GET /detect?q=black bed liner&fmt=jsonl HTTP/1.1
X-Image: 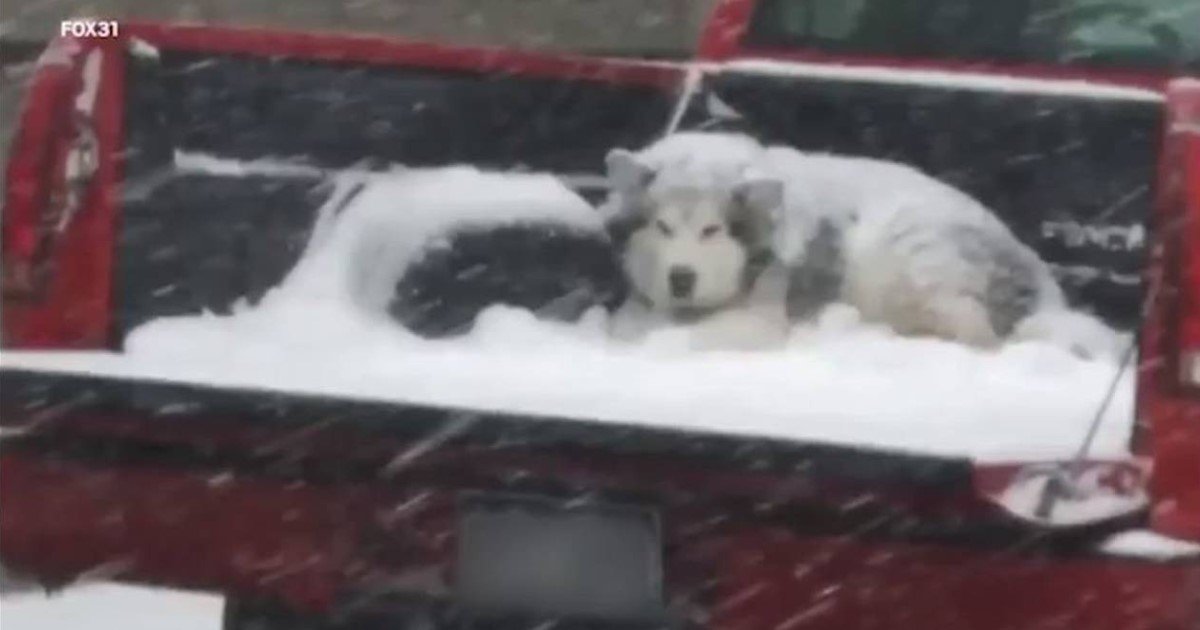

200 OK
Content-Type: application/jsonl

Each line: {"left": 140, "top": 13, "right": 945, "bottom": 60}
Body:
{"left": 114, "top": 46, "right": 1164, "bottom": 341}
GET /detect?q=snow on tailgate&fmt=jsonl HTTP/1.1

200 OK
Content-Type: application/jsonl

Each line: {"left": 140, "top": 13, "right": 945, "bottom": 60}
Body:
{"left": 0, "top": 166, "right": 1135, "bottom": 463}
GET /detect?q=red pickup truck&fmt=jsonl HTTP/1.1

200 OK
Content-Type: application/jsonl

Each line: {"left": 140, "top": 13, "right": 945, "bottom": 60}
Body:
{"left": 2, "top": 1, "right": 1199, "bottom": 628}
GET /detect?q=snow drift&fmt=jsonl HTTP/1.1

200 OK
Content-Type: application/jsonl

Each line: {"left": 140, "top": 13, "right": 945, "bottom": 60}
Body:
{"left": 1, "top": 164, "right": 1137, "bottom": 463}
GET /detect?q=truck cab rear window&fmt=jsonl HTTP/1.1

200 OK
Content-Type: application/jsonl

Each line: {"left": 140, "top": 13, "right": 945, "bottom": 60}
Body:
{"left": 744, "top": 0, "right": 1200, "bottom": 72}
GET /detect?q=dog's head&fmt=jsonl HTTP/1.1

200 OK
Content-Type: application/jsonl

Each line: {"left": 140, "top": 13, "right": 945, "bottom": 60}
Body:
{"left": 604, "top": 148, "right": 782, "bottom": 314}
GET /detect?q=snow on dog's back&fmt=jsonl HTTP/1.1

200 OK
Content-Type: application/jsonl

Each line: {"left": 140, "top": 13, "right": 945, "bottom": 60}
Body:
{"left": 611, "top": 132, "right": 1009, "bottom": 261}
{"left": 760, "top": 146, "right": 1001, "bottom": 229}
{"left": 631, "top": 132, "right": 764, "bottom": 182}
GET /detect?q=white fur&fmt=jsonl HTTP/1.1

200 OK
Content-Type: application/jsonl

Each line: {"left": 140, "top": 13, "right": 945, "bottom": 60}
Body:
{"left": 838, "top": 199, "right": 1057, "bottom": 347}
{"left": 610, "top": 260, "right": 791, "bottom": 351}
{"left": 622, "top": 191, "right": 749, "bottom": 310}
{"left": 1012, "top": 309, "right": 1130, "bottom": 362}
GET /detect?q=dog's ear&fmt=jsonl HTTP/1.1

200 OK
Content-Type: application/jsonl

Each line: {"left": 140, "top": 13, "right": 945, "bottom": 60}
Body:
{"left": 729, "top": 177, "right": 783, "bottom": 247}
{"left": 604, "top": 211, "right": 646, "bottom": 250}
{"left": 733, "top": 177, "right": 783, "bottom": 216}
{"left": 605, "top": 148, "right": 655, "bottom": 198}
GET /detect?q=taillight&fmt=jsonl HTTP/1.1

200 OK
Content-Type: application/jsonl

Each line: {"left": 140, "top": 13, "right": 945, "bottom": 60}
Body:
{"left": 1178, "top": 138, "right": 1200, "bottom": 392}
{"left": 1142, "top": 80, "right": 1200, "bottom": 543}
{"left": 1164, "top": 79, "right": 1200, "bottom": 392}
{"left": 1177, "top": 202, "right": 1199, "bottom": 391}
{"left": 2, "top": 34, "right": 115, "bottom": 348}
{"left": 1, "top": 37, "right": 97, "bottom": 300}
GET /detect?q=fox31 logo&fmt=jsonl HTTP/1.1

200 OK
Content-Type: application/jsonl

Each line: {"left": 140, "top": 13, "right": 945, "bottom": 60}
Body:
{"left": 60, "top": 20, "right": 119, "bottom": 38}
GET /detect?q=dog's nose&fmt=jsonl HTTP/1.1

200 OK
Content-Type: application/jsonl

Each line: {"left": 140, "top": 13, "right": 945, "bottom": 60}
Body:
{"left": 668, "top": 267, "right": 696, "bottom": 298}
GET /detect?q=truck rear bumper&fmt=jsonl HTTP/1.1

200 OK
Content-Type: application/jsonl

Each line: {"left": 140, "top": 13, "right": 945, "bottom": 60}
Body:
{"left": 4, "top": 450, "right": 1198, "bottom": 630}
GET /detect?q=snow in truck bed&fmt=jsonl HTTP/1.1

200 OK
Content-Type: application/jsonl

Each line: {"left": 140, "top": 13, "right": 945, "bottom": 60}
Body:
{"left": 0, "top": 163, "right": 1136, "bottom": 463}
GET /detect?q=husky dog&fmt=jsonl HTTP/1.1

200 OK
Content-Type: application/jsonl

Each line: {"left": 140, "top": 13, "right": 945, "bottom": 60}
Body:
{"left": 604, "top": 160, "right": 791, "bottom": 348}
{"left": 603, "top": 132, "right": 1121, "bottom": 358}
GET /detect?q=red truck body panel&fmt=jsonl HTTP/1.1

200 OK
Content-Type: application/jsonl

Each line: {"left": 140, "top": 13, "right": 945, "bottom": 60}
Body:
{"left": 1, "top": 37, "right": 125, "bottom": 348}
{"left": 5, "top": 453, "right": 1199, "bottom": 630}
{"left": 1141, "top": 80, "right": 1200, "bottom": 542}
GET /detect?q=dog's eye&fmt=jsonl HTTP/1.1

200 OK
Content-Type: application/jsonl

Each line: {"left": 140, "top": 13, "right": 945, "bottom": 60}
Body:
{"left": 700, "top": 224, "right": 722, "bottom": 239}
{"left": 655, "top": 220, "right": 673, "bottom": 237}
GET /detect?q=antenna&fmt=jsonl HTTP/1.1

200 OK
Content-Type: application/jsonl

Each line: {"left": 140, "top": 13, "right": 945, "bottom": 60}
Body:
{"left": 1034, "top": 253, "right": 1165, "bottom": 520}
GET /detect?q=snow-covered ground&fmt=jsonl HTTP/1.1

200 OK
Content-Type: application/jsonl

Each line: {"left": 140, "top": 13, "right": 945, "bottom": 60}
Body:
{"left": 0, "top": 165, "right": 1137, "bottom": 463}
{"left": 0, "top": 586, "right": 222, "bottom": 630}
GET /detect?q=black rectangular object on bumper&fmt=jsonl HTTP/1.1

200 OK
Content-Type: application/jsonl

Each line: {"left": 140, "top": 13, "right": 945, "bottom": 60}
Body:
{"left": 457, "top": 493, "right": 663, "bottom": 622}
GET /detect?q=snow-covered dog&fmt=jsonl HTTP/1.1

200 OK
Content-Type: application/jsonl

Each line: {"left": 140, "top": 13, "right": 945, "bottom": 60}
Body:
{"left": 603, "top": 132, "right": 1123, "bottom": 359}
{"left": 604, "top": 164, "right": 792, "bottom": 349}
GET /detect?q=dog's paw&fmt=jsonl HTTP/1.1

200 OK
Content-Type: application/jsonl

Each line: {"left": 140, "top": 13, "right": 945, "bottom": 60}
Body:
{"left": 607, "top": 301, "right": 657, "bottom": 344}
{"left": 1011, "top": 309, "right": 1126, "bottom": 363}
{"left": 608, "top": 319, "right": 647, "bottom": 344}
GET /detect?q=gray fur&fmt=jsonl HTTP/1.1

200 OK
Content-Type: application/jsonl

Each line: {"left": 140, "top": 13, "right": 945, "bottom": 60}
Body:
{"left": 982, "top": 246, "right": 1043, "bottom": 337}
{"left": 604, "top": 211, "right": 646, "bottom": 253}
{"left": 727, "top": 180, "right": 780, "bottom": 257}
{"left": 932, "top": 225, "right": 1043, "bottom": 337}
{"left": 786, "top": 219, "right": 845, "bottom": 321}
{"left": 881, "top": 222, "right": 1044, "bottom": 337}
{"left": 604, "top": 148, "right": 655, "bottom": 203}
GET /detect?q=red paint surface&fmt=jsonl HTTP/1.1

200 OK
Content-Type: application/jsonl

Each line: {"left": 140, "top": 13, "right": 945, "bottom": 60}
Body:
{"left": 696, "top": 0, "right": 760, "bottom": 60}
{"left": 1174, "top": 85, "right": 1200, "bottom": 375}
{"left": 0, "top": 455, "right": 353, "bottom": 612}
{"left": 121, "top": 22, "right": 683, "bottom": 88}
{"left": 1140, "top": 82, "right": 1200, "bottom": 542}
{"left": 1, "top": 40, "right": 77, "bottom": 262}
{"left": 711, "top": 527, "right": 1200, "bottom": 630}
{"left": 1, "top": 37, "right": 125, "bottom": 348}
{"left": 3, "top": 454, "right": 1198, "bottom": 629}
{"left": 0, "top": 405, "right": 996, "bottom": 523}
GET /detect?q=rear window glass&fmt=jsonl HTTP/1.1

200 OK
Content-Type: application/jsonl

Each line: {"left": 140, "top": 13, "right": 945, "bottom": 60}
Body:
{"left": 745, "top": 0, "right": 1200, "bottom": 72}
